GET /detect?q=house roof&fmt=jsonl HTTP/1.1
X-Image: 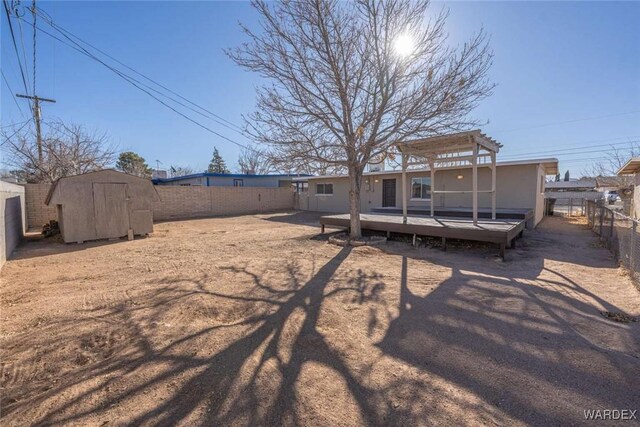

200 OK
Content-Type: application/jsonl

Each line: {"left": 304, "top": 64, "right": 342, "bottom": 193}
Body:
{"left": 595, "top": 176, "right": 620, "bottom": 188}
{"left": 153, "top": 172, "right": 310, "bottom": 184}
{"left": 617, "top": 157, "right": 640, "bottom": 175}
{"left": 545, "top": 179, "right": 596, "bottom": 189}
{"left": 293, "top": 158, "right": 559, "bottom": 181}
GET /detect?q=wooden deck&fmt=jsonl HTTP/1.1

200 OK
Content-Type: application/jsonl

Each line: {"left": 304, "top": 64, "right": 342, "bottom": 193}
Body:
{"left": 370, "top": 206, "right": 534, "bottom": 224}
{"left": 320, "top": 213, "right": 526, "bottom": 259}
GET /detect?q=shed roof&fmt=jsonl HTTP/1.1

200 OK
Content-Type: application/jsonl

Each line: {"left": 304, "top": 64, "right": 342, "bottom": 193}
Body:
{"left": 45, "top": 169, "right": 157, "bottom": 205}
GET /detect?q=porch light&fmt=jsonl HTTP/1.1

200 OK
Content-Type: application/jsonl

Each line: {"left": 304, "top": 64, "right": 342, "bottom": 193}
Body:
{"left": 457, "top": 174, "right": 464, "bottom": 180}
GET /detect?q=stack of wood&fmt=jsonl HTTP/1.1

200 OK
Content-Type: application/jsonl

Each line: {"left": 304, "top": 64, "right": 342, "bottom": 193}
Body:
{"left": 42, "top": 220, "right": 60, "bottom": 237}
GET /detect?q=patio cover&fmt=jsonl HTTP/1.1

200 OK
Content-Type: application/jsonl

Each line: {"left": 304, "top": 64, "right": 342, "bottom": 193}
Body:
{"left": 396, "top": 130, "right": 502, "bottom": 225}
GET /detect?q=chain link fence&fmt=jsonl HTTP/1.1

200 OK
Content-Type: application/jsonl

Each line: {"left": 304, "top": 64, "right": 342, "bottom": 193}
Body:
{"left": 545, "top": 197, "right": 587, "bottom": 217}
{"left": 586, "top": 200, "right": 640, "bottom": 284}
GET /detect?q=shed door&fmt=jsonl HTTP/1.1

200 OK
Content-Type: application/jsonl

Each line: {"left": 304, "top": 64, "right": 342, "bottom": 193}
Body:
{"left": 93, "top": 183, "right": 129, "bottom": 239}
{"left": 382, "top": 179, "right": 396, "bottom": 207}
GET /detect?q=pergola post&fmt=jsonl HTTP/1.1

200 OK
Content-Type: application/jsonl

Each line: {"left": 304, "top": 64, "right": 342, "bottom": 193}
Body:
{"left": 402, "top": 153, "right": 408, "bottom": 224}
{"left": 430, "top": 158, "right": 435, "bottom": 217}
{"left": 491, "top": 151, "right": 497, "bottom": 220}
{"left": 472, "top": 141, "right": 478, "bottom": 225}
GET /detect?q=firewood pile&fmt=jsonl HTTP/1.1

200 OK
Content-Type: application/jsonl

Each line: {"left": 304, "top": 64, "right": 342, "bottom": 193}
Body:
{"left": 42, "top": 220, "right": 60, "bottom": 238}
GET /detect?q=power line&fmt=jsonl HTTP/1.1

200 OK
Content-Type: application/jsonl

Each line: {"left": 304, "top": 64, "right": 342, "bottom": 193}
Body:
{"left": 19, "top": 12, "right": 254, "bottom": 152}
{"left": 498, "top": 135, "right": 640, "bottom": 156}
{"left": 1, "top": 70, "right": 26, "bottom": 117}
{"left": 500, "top": 139, "right": 640, "bottom": 159}
{"left": 16, "top": 8, "right": 32, "bottom": 91}
{"left": 495, "top": 110, "right": 640, "bottom": 134}
{"left": 3, "top": 0, "right": 31, "bottom": 97}
{"left": 0, "top": 118, "right": 31, "bottom": 129}
{"left": 31, "top": 0, "right": 37, "bottom": 96}
{"left": 0, "top": 119, "right": 32, "bottom": 146}
{"left": 33, "top": 7, "right": 245, "bottom": 135}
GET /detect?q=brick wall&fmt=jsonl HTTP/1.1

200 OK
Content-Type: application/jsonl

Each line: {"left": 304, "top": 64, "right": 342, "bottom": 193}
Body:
{"left": 23, "top": 183, "right": 295, "bottom": 226}
{"left": 153, "top": 186, "right": 295, "bottom": 221}
{"left": 25, "top": 184, "right": 57, "bottom": 230}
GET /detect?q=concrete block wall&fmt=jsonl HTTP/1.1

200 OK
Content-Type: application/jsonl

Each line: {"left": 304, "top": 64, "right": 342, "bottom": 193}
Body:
{"left": 22, "top": 183, "right": 295, "bottom": 225}
{"left": 1, "top": 181, "right": 26, "bottom": 267}
{"left": 25, "top": 184, "right": 57, "bottom": 230}
{"left": 153, "top": 186, "right": 295, "bottom": 221}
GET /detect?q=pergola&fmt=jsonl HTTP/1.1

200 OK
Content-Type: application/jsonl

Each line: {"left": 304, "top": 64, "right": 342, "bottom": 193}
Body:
{"left": 396, "top": 130, "right": 502, "bottom": 225}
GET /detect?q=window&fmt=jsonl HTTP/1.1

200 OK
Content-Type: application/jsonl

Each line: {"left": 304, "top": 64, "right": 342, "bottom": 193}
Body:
{"left": 294, "top": 182, "right": 309, "bottom": 193}
{"left": 316, "top": 183, "right": 333, "bottom": 195}
{"left": 411, "top": 177, "right": 431, "bottom": 200}
{"left": 233, "top": 179, "right": 244, "bottom": 187}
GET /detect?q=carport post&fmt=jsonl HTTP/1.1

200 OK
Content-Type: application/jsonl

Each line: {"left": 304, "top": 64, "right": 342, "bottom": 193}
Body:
{"left": 402, "top": 153, "right": 408, "bottom": 224}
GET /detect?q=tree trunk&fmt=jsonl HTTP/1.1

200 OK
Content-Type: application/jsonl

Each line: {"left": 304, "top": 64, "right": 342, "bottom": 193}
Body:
{"left": 348, "top": 164, "right": 363, "bottom": 239}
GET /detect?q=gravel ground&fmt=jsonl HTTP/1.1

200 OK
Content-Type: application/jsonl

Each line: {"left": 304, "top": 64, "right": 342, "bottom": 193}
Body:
{"left": 1, "top": 212, "right": 639, "bottom": 426}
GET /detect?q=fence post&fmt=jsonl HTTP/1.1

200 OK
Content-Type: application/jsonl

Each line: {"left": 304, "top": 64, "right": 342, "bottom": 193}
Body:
{"left": 632, "top": 221, "right": 637, "bottom": 282}
{"left": 569, "top": 198, "right": 573, "bottom": 217}
{"left": 610, "top": 213, "right": 614, "bottom": 238}
{"left": 599, "top": 205, "right": 604, "bottom": 236}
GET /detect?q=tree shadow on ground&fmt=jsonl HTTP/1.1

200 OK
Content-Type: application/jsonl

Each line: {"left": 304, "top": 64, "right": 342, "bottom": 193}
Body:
{"left": 2, "top": 216, "right": 638, "bottom": 425}
{"left": 374, "top": 248, "right": 639, "bottom": 425}
{"left": 3, "top": 247, "right": 405, "bottom": 425}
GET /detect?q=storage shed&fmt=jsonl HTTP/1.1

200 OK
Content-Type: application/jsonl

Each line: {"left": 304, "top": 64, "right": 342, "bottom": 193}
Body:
{"left": 45, "top": 169, "right": 160, "bottom": 243}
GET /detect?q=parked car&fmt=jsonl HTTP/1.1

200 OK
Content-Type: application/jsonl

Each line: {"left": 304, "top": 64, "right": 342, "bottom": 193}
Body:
{"left": 605, "top": 190, "right": 620, "bottom": 205}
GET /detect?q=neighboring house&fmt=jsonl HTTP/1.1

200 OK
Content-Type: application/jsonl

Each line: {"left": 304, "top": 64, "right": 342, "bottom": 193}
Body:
{"left": 594, "top": 176, "right": 622, "bottom": 193}
{"left": 544, "top": 178, "right": 601, "bottom": 202}
{"left": 152, "top": 169, "right": 168, "bottom": 180}
{"left": 617, "top": 158, "right": 640, "bottom": 218}
{"left": 153, "top": 173, "right": 308, "bottom": 188}
{"left": 294, "top": 158, "right": 558, "bottom": 227}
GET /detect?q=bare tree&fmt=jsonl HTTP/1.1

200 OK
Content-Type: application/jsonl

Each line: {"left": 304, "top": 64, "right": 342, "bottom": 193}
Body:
{"left": 2, "top": 120, "right": 116, "bottom": 183}
{"left": 169, "top": 165, "right": 195, "bottom": 177}
{"left": 237, "top": 146, "right": 274, "bottom": 175}
{"left": 228, "top": 0, "right": 494, "bottom": 237}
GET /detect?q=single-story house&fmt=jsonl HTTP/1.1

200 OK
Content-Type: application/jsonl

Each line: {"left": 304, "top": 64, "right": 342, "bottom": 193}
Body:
{"left": 153, "top": 173, "right": 308, "bottom": 188}
{"left": 294, "top": 157, "right": 558, "bottom": 227}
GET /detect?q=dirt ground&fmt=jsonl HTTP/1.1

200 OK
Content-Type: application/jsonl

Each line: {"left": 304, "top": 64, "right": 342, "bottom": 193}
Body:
{"left": 1, "top": 212, "right": 639, "bottom": 426}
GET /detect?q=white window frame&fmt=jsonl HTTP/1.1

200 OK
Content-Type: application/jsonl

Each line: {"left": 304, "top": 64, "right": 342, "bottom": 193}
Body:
{"left": 315, "top": 183, "right": 334, "bottom": 196}
{"left": 233, "top": 179, "right": 244, "bottom": 187}
{"left": 410, "top": 177, "right": 432, "bottom": 200}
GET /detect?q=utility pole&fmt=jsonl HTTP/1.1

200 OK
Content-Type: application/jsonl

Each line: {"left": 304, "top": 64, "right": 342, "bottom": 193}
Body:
{"left": 16, "top": 93, "right": 56, "bottom": 164}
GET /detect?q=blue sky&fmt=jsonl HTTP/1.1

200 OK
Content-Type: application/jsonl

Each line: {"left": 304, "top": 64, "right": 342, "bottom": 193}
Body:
{"left": 2, "top": 1, "right": 639, "bottom": 176}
